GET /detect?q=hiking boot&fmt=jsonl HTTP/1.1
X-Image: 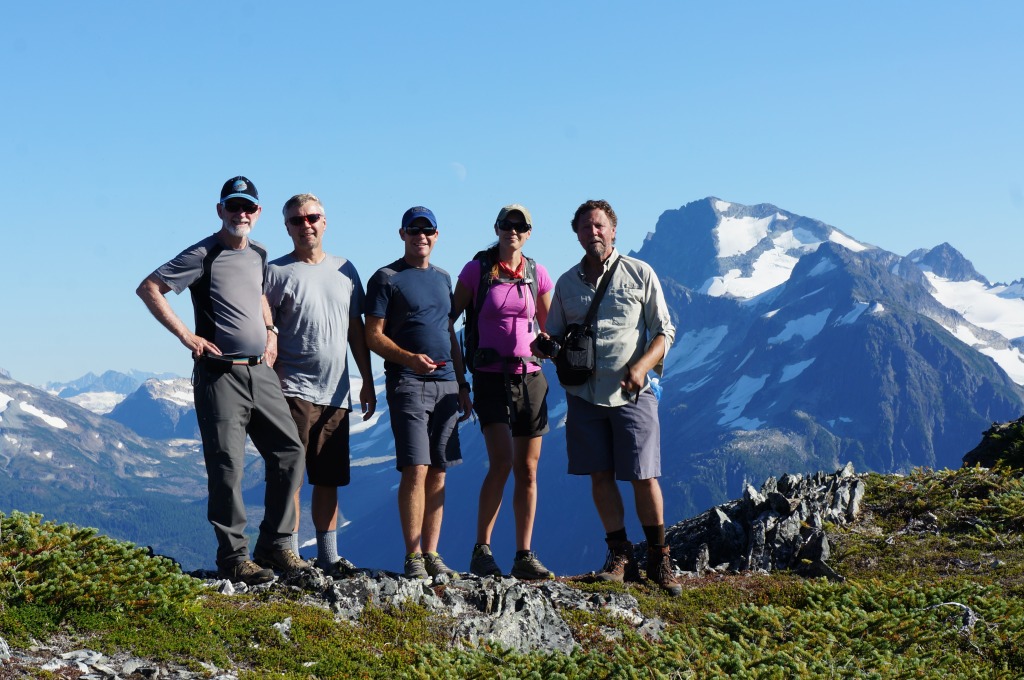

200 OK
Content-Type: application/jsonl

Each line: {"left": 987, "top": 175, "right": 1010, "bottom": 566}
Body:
{"left": 404, "top": 552, "right": 429, "bottom": 580}
{"left": 469, "top": 544, "right": 502, "bottom": 577}
{"left": 597, "top": 540, "right": 641, "bottom": 583}
{"left": 323, "top": 556, "right": 358, "bottom": 579}
{"left": 219, "top": 560, "right": 274, "bottom": 586}
{"left": 424, "top": 551, "right": 459, "bottom": 579}
{"left": 511, "top": 551, "right": 555, "bottom": 581}
{"left": 647, "top": 545, "right": 682, "bottom": 596}
{"left": 253, "top": 547, "right": 309, "bottom": 573}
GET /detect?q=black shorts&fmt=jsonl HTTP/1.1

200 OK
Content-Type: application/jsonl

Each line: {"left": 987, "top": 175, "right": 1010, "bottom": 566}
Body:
{"left": 286, "top": 397, "right": 351, "bottom": 487}
{"left": 472, "top": 369, "right": 549, "bottom": 438}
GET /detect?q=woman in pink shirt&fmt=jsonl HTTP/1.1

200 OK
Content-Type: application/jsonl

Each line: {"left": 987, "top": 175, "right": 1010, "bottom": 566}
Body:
{"left": 452, "top": 204, "right": 554, "bottom": 580}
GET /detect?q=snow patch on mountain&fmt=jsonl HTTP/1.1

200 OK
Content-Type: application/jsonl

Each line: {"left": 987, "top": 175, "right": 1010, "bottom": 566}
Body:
{"left": 923, "top": 273, "right": 1024, "bottom": 341}
{"left": 65, "top": 391, "right": 125, "bottom": 414}
{"left": 20, "top": 402, "right": 68, "bottom": 429}
{"left": 836, "top": 302, "right": 870, "bottom": 326}
{"left": 664, "top": 326, "right": 729, "bottom": 378}
{"left": 780, "top": 359, "right": 816, "bottom": 383}
{"left": 702, "top": 248, "right": 801, "bottom": 299}
{"left": 829, "top": 231, "right": 869, "bottom": 252}
{"left": 808, "top": 258, "right": 838, "bottom": 277}
{"left": 716, "top": 215, "right": 776, "bottom": 257}
{"left": 768, "top": 309, "right": 832, "bottom": 345}
{"left": 717, "top": 374, "right": 768, "bottom": 430}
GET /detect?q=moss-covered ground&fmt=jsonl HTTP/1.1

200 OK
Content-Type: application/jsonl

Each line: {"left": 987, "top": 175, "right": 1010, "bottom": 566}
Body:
{"left": 3, "top": 465, "right": 1023, "bottom": 678}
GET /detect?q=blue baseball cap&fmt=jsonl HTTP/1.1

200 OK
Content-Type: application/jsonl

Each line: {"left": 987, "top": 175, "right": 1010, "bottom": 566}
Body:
{"left": 220, "top": 176, "right": 260, "bottom": 205}
{"left": 401, "top": 206, "right": 437, "bottom": 230}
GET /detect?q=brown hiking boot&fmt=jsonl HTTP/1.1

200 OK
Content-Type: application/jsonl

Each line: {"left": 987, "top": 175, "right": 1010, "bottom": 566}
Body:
{"left": 647, "top": 545, "right": 682, "bottom": 596}
{"left": 596, "top": 540, "right": 641, "bottom": 583}
{"left": 219, "top": 559, "right": 275, "bottom": 586}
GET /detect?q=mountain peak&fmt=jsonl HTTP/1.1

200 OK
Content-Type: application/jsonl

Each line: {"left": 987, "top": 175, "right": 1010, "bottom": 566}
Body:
{"left": 907, "top": 243, "right": 988, "bottom": 285}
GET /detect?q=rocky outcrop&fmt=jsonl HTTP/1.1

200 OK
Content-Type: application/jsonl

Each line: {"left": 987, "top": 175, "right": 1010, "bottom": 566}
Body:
{"left": 962, "top": 416, "right": 1024, "bottom": 468}
{"left": 660, "top": 463, "right": 865, "bottom": 580}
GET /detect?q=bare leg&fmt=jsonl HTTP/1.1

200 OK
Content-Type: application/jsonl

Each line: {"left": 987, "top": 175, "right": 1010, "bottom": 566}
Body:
{"left": 512, "top": 435, "right": 542, "bottom": 551}
{"left": 476, "top": 424, "right": 513, "bottom": 544}
{"left": 398, "top": 465, "right": 427, "bottom": 554}
{"left": 420, "top": 467, "right": 446, "bottom": 553}
{"left": 631, "top": 478, "right": 665, "bottom": 527}
{"left": 590, "top": 470, "right": 626, "bottom": 533}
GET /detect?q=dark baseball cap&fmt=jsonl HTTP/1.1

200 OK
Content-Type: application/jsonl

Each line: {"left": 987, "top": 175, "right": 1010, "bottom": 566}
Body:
{"left": 401, "top": 206, "right": 437, "bottom": 230}
{"left": 220, "top": 176, "right": 259, "bottom": 204}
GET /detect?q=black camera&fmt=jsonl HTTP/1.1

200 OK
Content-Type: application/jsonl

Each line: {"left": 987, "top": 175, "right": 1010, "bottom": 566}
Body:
{"left": 535, "top": 336, "right": 561, "bottom": 358}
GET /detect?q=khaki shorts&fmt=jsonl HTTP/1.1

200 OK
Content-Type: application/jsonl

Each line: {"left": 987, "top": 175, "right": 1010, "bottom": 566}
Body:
{"left": 286, "top": 396, "right": 351, "bottom": 487}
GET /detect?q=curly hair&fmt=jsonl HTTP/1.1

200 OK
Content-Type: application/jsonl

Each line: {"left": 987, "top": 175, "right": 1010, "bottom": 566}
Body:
{"left": 571, "top": 199, "right": 617, "bottom": 232}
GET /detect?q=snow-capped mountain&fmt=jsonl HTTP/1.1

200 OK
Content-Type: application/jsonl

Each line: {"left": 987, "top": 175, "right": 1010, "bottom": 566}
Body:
{"left": 7, "top": 196, "right": 1023, "bottom": 575}
{"left": 44, "top": 369, "right": 179, "bottom": 414}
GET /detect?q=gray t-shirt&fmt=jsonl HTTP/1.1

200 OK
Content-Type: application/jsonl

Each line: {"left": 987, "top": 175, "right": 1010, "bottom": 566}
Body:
{"left": 154, "top": 234, "right": 268, "bottom": 358}
{"left": 265, "top": 253, "right": 366, "bottom": 408}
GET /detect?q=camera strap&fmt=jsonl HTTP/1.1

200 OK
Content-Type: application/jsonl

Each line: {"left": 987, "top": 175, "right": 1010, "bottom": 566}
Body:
{"left": 582, "top": 254, "right": 622, "bottom": 329}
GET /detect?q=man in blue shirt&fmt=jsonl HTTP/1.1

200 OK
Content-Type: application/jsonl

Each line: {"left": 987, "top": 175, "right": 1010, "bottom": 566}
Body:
{"left": 364, "top": 206, "right": 472, "bottom": 579}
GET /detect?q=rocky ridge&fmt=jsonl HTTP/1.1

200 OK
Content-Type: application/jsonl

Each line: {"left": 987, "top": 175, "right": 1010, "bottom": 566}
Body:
{"left": 0, "top": 464, "right": 865, "bottom": 677}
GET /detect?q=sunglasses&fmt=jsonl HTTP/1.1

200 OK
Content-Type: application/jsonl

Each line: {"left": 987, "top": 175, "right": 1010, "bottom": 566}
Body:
{"left": 497, "top": 220, "right": 531, "bottom": 233}
{"left": 286, "top": 214, "right": 323, "bottom": 227}
{"left": 223, "top": 200, "right": 259, "bottom": 214}
{"left": 404, "top": 226, "right": 438, "bottom": 236}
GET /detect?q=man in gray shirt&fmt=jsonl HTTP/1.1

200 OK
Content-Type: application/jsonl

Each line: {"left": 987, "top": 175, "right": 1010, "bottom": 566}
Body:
{"left": 534, "top": 199, "right": 681, "bottom": 595}
{"left": 136, "top": 176, "right": 307, "bottom": 585}
{"left": 265, "top": 193, "right": 377, "bottom": 576}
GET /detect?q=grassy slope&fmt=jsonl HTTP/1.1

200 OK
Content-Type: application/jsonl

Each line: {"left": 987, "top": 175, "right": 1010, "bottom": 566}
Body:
{"left": 2, "top": 465, "right": 1024, "bottom": 679}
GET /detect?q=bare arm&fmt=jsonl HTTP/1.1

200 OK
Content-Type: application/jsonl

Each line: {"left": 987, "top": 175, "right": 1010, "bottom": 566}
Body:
{"left": 136, "top": 274, "right": 221, "bottom": 357}
{"left": 348, "top": 317, "right": 377, "bottom": 420}
{"left": 261, "top": 295, "right": 278, "bottom": 367}
{"left": 449, "top": 317, "right": 472, "bottom": 422}
{"left": 364, "top": 316, "right": 441, "bottom": 374}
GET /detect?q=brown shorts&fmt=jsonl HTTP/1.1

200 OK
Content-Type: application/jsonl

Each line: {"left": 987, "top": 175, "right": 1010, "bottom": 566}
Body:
{"left": 286, "top": 396, "right": 351, "bottom": 487}
{"left": 472, "top": 369, "right": 549, "bottom": 438}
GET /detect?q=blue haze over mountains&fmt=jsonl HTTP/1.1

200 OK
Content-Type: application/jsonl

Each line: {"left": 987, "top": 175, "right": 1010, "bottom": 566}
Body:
{"left": 2, "top": 197, "right": 1022, "bottom": 574}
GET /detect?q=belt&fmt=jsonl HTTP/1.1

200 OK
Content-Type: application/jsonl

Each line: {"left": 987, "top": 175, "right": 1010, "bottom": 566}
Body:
{"left": 199, "top": 354, "right": 264, "bottom": 366}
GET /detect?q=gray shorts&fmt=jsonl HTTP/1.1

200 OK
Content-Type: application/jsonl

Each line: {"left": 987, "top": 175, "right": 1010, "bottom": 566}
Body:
{"left": 565, "top": 391, "right": 661, "bottom": 481}
{"left": 385, "top": 375, "right": 463, "bottom": 470}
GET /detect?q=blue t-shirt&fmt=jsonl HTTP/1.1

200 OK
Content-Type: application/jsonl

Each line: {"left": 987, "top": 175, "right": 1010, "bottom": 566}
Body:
{"left": 364, "top": 258, "right": 455, "bottom": 381}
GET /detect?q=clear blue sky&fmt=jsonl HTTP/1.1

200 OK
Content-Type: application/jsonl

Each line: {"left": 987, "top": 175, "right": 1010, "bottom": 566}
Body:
{"left": 2, "top": 2, "right": 1022, "bottom": 386}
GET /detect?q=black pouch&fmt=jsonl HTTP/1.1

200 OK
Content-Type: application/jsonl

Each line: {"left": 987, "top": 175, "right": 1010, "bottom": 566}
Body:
{"left": 555, "top": 323, "right": 596, "bottom": 386}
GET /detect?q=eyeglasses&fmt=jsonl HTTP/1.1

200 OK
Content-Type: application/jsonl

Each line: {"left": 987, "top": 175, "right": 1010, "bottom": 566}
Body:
{"left": 497, "top": 220, "right": 530, "bottom": 233}
{"left": 223, "top": 200, "right": 259, "bottom": 214}
{"left": 404, "top": 226, "right": 438, "bottom": 236}
{"left": 286, "top": 214, "right": 323, "bottom": 227}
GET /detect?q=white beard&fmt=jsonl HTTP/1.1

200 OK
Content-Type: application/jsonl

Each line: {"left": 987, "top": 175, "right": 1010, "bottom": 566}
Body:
{"left": 225, "top": 223, "right": 252, "bottom": 238}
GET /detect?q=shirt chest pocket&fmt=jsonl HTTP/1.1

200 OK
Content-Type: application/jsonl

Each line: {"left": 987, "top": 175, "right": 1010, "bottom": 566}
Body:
{"left": 605, "top": 285, "right": 643, "bottom": 326}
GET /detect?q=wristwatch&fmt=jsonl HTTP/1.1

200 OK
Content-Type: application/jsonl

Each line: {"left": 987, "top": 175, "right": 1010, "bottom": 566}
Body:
{"left": 458, "top": 382, "right": 471, "bottom": 393}
{"left": 266, "top": 325, "right": 279, "bottom": 335}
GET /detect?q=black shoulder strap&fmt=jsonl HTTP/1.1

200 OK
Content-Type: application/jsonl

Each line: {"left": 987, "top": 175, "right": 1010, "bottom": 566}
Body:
{"left": 583, "top": 255, "right": 621, "bottom": 327}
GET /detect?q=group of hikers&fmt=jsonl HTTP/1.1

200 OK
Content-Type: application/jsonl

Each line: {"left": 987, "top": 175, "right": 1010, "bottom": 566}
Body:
{"left": 136, "top": 176, "right": 682, "bottom": 596}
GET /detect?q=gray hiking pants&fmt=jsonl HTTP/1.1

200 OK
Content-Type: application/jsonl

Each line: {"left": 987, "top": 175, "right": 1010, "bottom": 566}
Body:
{"left": 193, "top": 360, "right": 305, "bottom": 569}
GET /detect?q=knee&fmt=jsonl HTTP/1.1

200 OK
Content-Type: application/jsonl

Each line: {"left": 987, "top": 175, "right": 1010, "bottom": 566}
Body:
{"left": 513, "top": 461, "right": 537, "bottom": 486}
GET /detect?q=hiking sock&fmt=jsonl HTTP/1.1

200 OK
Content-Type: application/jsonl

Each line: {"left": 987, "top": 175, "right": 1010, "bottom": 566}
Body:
{"left": 289, "top": 532, "right": 301, "bottom": 557}
{"left": 317, "top": 530, "right": 339, "bottom": 565}
{"left": 605, "top": 528, "right": 628, "bottom": 545}
{"left": 642, "top": 524, "right": 666, "bottom": 548}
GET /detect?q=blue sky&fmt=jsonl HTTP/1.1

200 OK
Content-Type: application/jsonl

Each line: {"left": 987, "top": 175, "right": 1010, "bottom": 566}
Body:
{"left": 2, "top": 2, "right": 1022, "bottom": 386}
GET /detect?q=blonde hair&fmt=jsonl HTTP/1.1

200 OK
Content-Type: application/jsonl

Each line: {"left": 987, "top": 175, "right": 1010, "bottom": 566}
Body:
{"left": 282, "top": 193, "right": 324, "bottom": 216}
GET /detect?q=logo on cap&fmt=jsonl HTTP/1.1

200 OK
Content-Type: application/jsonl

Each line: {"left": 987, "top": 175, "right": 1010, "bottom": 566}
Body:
{"left": 232, "top": 179, "right": 248, "bottom": 193}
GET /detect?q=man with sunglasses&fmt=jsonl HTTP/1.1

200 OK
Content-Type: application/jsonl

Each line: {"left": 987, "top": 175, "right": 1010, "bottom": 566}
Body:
{"left": 364, "top": 206, "right": 472, "bottom": 580}
{"left": 265, "top": 193, "right": 377, "bottom": 577}
{"left": 136, "top": 176, "right": 307, "bottom": 586}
